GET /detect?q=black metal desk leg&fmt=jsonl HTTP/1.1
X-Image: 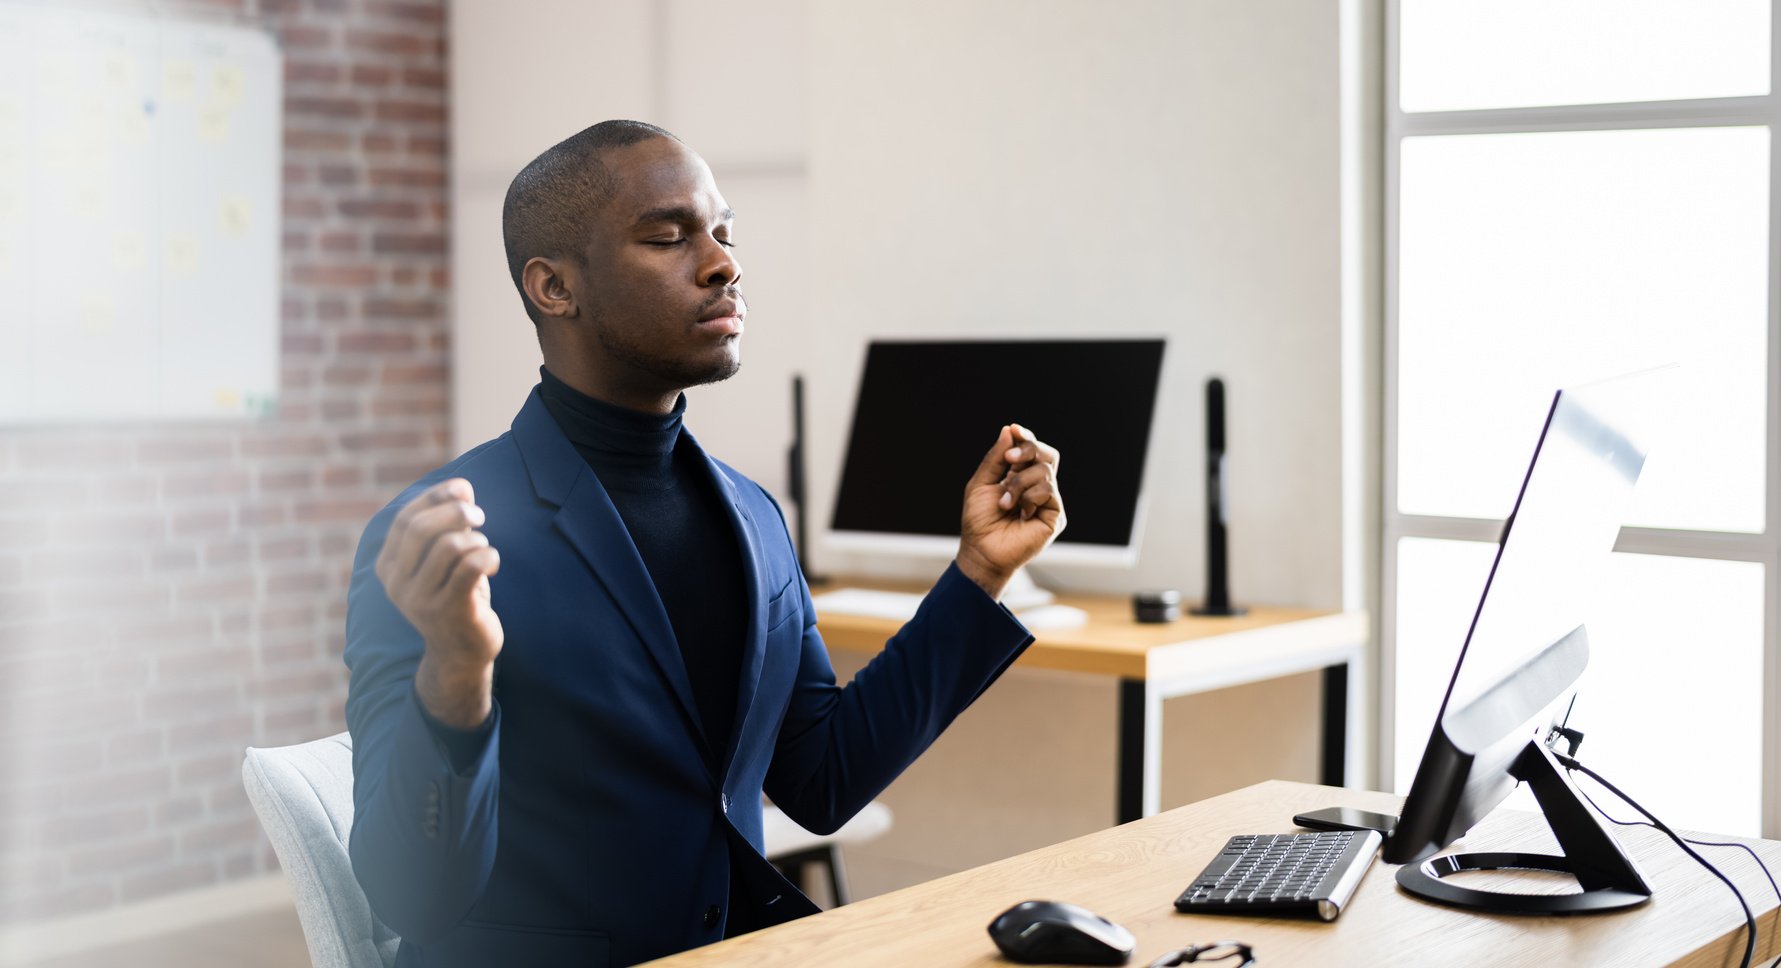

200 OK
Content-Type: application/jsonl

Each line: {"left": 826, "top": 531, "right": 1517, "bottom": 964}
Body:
{"left": 1320, "top": 663, "right": 1347, "bottom": 787}
{"left": 1117, "top": 678, "right": 1145, "bottom": 824}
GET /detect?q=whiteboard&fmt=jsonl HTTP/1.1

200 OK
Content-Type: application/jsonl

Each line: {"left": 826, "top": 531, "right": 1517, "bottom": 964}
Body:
{"left": 0, "top": 3, "right": 280, "bottom": 423}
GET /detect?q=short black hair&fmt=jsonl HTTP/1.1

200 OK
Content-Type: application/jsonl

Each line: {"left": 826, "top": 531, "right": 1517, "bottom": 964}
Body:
{"left": 501, "top": 120, "right": 678, "bottom": 324}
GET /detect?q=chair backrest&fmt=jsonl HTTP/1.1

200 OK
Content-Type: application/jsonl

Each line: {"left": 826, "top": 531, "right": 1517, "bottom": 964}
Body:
{"left": 762, "top": 801, "right": 893, "bottom": 859}
{"left": 242, "top": 732, "right": 399, "bottom": 968}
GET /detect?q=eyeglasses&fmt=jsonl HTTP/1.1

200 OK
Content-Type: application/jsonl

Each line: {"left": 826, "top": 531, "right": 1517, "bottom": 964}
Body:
{"left": 1147, "top": 940, "right": 1256, "bottom": 968}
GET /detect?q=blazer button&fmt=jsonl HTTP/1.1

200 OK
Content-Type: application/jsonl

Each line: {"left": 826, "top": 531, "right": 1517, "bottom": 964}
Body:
{"left": 720, "top": 793, "right": 730, "bottom": 815}
{"left": 703, "top": 905, "right": 721, "bottom": 929}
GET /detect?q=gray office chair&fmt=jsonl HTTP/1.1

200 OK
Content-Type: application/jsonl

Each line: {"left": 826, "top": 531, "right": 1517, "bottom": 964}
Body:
{"left": 763, "top": 799, "right": 892, "bottom": 907}
{"left": 243, "top": 731, "right": 891, "bottom": 966}
{"left": 242, "top": 732, "right": 397, "bottom": 968}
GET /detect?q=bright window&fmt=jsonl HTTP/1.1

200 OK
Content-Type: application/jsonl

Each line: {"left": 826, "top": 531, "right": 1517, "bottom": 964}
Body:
{"left": 1399, "top": 0, "right": 1769, "bottom": 112}
{"left": 1398, "top": 127, "right": 1768, "bottom": 533}
{"left": 1386, "top": 5, "right": 1778, "bottom": 837}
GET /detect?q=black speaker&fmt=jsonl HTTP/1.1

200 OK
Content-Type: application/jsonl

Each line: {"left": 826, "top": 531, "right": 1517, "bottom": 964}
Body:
{"left": 1191, "top": 377, "right": 1245, "bottom": 617}
{"left": 786, "top": 374, "right": 822, "bottom": 584}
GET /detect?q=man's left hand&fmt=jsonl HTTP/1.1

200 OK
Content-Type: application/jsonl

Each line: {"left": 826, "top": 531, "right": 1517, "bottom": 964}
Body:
{"left": 956, "top": 424, "right": 1066, "bottom": 600}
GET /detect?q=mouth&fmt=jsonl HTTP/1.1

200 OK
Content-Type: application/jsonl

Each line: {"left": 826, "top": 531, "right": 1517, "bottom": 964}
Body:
{"left": 697, "top": 301, "right": 745, "bottom": 336}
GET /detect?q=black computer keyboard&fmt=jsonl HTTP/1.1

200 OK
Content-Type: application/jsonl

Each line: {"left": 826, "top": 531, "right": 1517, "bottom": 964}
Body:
{"left": 1174, "top": 829, "right": 1382, "bottom": 922}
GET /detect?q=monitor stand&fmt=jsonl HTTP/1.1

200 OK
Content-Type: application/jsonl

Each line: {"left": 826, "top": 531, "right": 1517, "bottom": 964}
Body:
{"left": 999, "top": 566, "right": 1056, "bottom": 612}
{"left": 1395, "top": 740, "right": 1653, "bottom": 914}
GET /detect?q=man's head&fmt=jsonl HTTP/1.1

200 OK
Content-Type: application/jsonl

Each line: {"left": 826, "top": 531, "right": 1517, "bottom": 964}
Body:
{"left": 501, "top": 120, "right": 745, "bottom": 412}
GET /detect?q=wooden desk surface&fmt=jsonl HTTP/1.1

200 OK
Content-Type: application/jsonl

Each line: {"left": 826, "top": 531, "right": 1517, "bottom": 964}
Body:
{"left": 814, "top": 581, "right": 1354, "bottom": 680}
{"left": 643, "top": 780, "right": 1781, "bottom": 967}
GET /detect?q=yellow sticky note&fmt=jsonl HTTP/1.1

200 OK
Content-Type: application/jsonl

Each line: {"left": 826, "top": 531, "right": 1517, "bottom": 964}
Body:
{"left": 105, "top": 53, "right": 135, "bottom": 91}
{"left": 79, "top": 295, "right": 116, "bottom": 333}
{"left": 111, "top": 230, "right": 146, "bottom": 272}
{"left": 121, "top": 103, "right": 153, "bottom": 145}
{"left": 73, "top": 180, "right": 110, "bottom": 220}
{"left": 70, "top": 122, "right": 109, "bottom": 167}
{"left": 197, "top": 102, "right": 229, "bottom": 143}
{"left": 165, "top": 60, "right": 196, "bottom": 103}
{"left": 42, "top": 132, "right": 74, "bottom": 168}
{"left": 214, "top": 65, "right": 244, "bottom": 106}
{"left": 75, "top": 91, "right": 106, "bottom": 129}
{"left": 45, "top": 57, "right": 73, "bottom": 91}
{"left": 165, "top": 233, "right": 199, "bottom": 276}
{"left": 213, "top": 388, "right": 239, "bottom": 410}
{"left": 219, "top": 195, "right": 251, "bottom": 238}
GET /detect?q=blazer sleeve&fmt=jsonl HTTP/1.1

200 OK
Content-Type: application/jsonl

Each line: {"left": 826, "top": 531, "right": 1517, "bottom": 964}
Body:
{"left": 342, "top": 500, "right": 503, "bottom": 944}
{"left": 762, "top": 554, "right": 1034, "bottom": 834}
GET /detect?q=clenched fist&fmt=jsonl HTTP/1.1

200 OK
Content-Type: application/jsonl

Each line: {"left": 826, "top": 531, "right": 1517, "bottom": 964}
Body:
{"left": 956, "top": 424, "right": 1065, "bottom": 600}
{"left": 375, "top": 478, "right": 503, "bottom": 728}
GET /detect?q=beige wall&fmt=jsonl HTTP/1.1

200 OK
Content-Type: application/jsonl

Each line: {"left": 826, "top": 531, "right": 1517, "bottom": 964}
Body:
{"left": 449, "top": 0, "right": 815, "bottom": 496}
{"left": 803, "top": 2, "right": 1344, "bottom": 609}
{"left": 450, "top": 0, "right": 1350, "bottom": 898}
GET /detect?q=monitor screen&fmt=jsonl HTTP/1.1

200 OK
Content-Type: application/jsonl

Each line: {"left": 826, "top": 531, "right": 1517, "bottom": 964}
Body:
{"left": 1384, "top": 367, "right": 1673, "bottom": 869}
{"left": 829, "top": 339, "right": 1166, "bottom": 561}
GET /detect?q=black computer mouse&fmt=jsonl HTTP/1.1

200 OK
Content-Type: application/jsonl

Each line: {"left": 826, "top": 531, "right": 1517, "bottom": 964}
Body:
{"left": 987, "top": 899, "right": 1136, "bottom": 965}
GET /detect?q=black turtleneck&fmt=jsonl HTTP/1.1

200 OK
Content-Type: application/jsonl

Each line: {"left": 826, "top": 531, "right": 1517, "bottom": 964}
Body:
{"left": 537, "top": 367, "right": 747, "bottom": 773}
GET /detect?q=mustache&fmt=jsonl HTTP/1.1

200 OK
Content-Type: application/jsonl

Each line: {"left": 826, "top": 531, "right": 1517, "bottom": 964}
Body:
{"left": 699, "top": 286, "right": 746, "bottom": 316}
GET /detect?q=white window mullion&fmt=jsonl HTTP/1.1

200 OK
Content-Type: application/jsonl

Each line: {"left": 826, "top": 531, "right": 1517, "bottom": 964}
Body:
{"left": 1398, "top": 96, "right": 1775, "bottom": 137}
{"left": 1383, "top": 1, "right": 1779, "bottom": 833}
{"left": 1762, "top": 1, "right": 1781, "bottom": 840}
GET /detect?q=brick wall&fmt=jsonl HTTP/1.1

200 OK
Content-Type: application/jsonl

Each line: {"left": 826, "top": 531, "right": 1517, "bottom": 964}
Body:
{"left": 0, "top": 0, "right": 449, "bottom": 924}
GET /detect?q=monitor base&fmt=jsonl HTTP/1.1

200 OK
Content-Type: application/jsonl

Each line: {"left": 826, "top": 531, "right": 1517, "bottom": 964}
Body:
{"left": 1396, "top": 851, "right": 1651, "bottom": 913}
{"left": 1000, "top": 566, "right": 1056, "bottom": 612}
{"left": 1396, "top": 739, "right": 1653, "bottom": 915}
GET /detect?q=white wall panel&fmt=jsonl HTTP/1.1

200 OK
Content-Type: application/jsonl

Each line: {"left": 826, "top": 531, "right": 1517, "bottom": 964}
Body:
{"left": 805, "top": 0, "right": 1345, "bottom": 607}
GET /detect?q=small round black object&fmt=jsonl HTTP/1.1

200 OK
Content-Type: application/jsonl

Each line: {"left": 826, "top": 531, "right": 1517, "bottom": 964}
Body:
{"left": 1133, "top": 589, "right": 1180, "bottom": 624}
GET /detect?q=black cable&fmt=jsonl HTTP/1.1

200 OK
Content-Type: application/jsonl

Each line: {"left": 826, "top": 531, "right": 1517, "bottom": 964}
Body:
{"left": 1558, "top": 755, "right": 1758, "bottom": 968}
{"left": 1571, "top": 775, "right": 1781, "bottom": 968}
{"left": 1573, "top": 780, "right": 1781, "bottom": 905}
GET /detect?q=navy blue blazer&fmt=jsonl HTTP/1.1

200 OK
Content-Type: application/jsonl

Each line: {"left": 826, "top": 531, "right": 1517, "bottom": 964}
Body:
{"left": 344, "top": 389, "right": 1033, "bottom": 967}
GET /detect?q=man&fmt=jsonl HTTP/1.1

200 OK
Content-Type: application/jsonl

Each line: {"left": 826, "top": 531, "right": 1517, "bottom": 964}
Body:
{"left": 343, "top": 120, "right": 1065, "bottom": 967}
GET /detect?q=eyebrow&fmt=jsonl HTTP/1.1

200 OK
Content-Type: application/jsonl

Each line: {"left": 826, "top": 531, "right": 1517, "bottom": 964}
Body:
{"left": 632, "top": 205, "right": 736, "bottom": 227}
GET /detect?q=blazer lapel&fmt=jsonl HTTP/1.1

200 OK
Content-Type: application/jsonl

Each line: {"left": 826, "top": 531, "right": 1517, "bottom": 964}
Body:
{"left": 510, "top": 390, "right": 708, "bottom": 748}
{"left": 682, "top": 433, "right": 769, "bottom": 780}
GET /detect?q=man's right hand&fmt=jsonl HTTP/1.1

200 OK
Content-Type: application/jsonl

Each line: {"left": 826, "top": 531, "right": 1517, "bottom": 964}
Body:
{"left": 374, "top": 477, "right": 503, "bottom": 728}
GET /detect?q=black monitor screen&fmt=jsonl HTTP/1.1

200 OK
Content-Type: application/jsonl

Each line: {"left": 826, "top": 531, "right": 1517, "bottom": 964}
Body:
{"left": 830, "top": 339, "right": 1166, "bottom": 548}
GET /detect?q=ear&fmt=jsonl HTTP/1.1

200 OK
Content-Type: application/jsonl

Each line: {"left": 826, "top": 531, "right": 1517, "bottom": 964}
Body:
{"left": 521, "top": 256, "right": 577, "bottom": 320}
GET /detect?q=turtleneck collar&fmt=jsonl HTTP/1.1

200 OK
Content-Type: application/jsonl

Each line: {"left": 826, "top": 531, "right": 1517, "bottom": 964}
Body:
{"left": 537, "top": 366, "right": 686, "bottom": 479}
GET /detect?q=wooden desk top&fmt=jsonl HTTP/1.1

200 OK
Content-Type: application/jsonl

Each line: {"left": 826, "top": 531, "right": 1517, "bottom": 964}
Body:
{"left": 643, "top": 780, "right": 1780, "bottom": 967}
{"left": 814, "top": 581, "right": 1364, "bottom": 680}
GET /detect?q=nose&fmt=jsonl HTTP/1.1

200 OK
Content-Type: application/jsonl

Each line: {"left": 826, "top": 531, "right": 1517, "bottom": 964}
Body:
{"left": 698, "top": 237, "right": 742, "bottom": 289}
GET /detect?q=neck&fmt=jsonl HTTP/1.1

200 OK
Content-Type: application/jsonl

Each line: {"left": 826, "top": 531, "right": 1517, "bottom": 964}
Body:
{"left": 541, "top": 359, "right": 681, "bottom": 416}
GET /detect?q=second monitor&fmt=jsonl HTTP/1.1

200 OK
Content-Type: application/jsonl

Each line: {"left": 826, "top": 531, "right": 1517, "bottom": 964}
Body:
{"left": 829, "top": 338, "right": 1168, "bottom": 568}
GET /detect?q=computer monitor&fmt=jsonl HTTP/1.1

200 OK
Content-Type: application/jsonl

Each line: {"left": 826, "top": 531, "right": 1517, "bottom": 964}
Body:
{"left": 1381, "top": 367, "right": 1673, "bottom": 914}
{"left": 828, "top": 339, "right": 1167, "bottom": 568}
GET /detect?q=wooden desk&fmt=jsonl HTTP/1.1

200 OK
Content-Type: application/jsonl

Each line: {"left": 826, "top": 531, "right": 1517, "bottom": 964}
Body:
{"left": 815, "top": 586, "right": 1368, "bottom": 821}
{"left": 643, "top": 780, "right": 1781, "bottom": 967}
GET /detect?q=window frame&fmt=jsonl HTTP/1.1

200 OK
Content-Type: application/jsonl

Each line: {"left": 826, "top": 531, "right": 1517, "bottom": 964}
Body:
{"left": 1380, "top": 2, "right": 1781, "bottom": 836}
